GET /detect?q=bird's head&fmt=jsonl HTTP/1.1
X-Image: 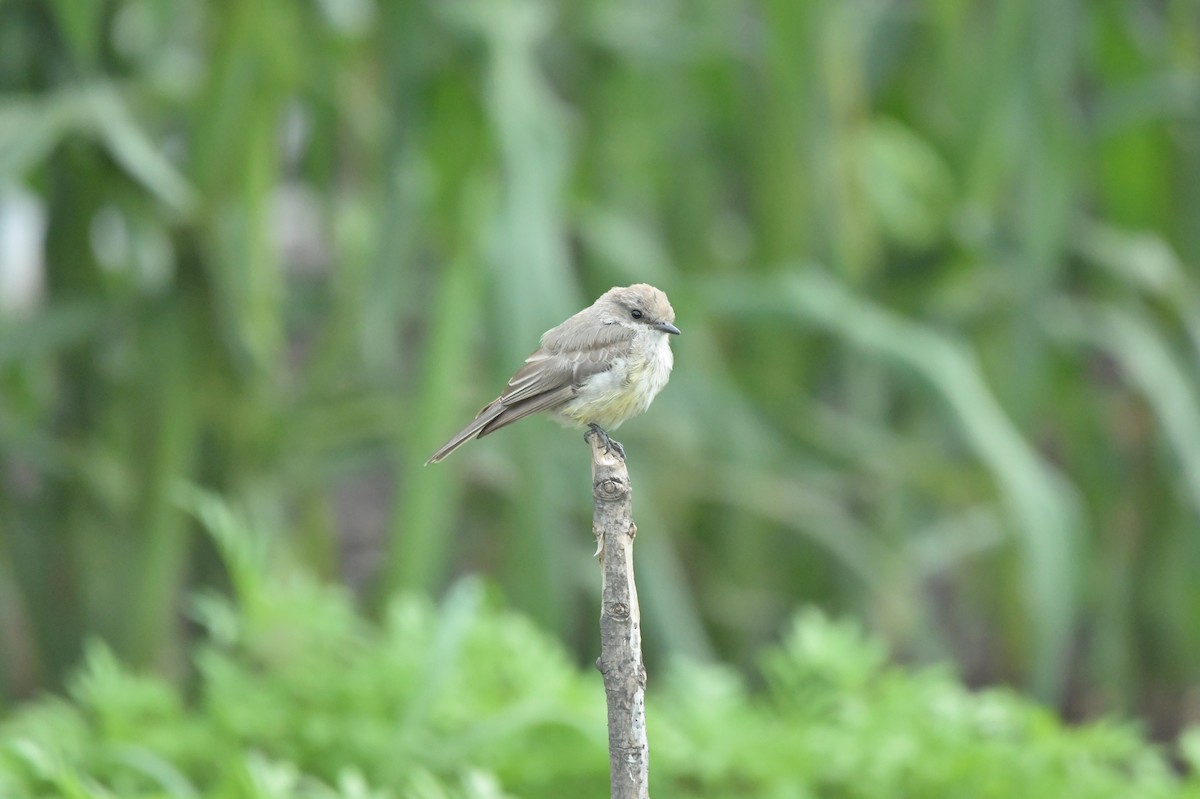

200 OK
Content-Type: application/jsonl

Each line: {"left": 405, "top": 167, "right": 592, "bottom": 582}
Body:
{"left": 599, "top": 284, "right": 681, "bottom": 336}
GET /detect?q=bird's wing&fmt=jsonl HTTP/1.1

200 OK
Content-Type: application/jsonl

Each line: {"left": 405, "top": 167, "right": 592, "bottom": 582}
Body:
{"left": 477, "top": 384, "right": 577, "bottom": 437}
{"left": 498, "top": 333, "right": 631, "bottom": 407}
{"left": 425, "top": 325, "right": 633, "bottom": 463}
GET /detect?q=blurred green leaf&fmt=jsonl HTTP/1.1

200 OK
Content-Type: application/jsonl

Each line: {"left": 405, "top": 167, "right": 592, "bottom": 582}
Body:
{"left": 0, "top": 94, "right": 85, "bottom": 181}
{"left": 86, "top": 85, "right": 196, "bottom": 216}
{"left": 1047, "top": 300, "right": 1200, "bottom": 514}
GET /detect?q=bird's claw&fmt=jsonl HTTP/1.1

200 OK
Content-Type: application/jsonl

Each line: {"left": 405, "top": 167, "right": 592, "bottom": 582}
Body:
{"left": 585, "top": 423, "right": 626, "bottom": 460}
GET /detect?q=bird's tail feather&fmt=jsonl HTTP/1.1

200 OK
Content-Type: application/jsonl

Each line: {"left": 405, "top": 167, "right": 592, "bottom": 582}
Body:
{"left": 424, "top": 402, "right": 505, "bottom": 464}
{"left": 424, "top": 385, "right": 577, "bottom": 464}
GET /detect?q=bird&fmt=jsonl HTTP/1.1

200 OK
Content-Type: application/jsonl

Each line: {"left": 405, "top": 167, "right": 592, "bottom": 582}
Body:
{"left": 425, "top": 283, "right": 679, "bottom": 464}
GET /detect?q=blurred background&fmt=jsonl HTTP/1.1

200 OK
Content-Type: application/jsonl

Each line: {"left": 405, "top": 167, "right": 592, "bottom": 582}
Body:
{"left": 2, "top": 0, "right": 1199, "bottom": 746}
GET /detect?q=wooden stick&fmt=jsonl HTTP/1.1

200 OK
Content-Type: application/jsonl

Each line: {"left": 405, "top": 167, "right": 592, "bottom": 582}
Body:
{"left": 587, "top": 431, "right": 650, "bottom": 799}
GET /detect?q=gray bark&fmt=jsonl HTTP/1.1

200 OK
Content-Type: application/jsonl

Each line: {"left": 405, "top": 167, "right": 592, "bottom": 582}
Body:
{"left": 588, "top": 432, "right": 650, "bottom": 799}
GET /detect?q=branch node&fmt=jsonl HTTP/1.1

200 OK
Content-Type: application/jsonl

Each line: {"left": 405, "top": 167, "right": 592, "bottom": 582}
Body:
{"left": 605, "top": 601, "right": 630, "bottom": 620}
{"left": 594, "top": 476, "right": 629, "bottom": 501}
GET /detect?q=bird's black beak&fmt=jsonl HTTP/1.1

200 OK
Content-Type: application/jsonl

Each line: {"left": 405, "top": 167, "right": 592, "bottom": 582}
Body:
{"left": 656, "top": 322, "right": 681, "bottom": 335}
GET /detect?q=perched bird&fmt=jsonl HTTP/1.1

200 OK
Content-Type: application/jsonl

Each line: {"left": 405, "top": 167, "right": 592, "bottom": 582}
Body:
{"left": 426, "top": 283, "right": 679, "bottom": 464}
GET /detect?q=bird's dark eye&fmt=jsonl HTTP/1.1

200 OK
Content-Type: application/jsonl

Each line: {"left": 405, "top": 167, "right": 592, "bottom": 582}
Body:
{"left": 630, "top": 309, "right": 644, "bottom": 319}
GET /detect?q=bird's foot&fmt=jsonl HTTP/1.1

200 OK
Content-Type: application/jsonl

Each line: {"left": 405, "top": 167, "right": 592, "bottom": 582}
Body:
{"left": 585, "top": 423, "right": 626, "bottom": 460}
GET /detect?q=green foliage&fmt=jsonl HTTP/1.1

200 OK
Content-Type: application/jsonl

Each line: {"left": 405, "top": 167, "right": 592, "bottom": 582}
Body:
{"left": 2, "top": 568, "right": 1199, "bottom": 799}
{"left": 657, "top": 611, "right": 1199, "bottom": 799}
{"left": 1, "top": 570, "right": 602, "bottom": 799}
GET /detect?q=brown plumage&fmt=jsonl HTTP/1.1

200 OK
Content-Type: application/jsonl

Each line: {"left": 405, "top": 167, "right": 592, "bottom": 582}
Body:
{"left": 425, "top": 284, "right": 679, "bottom": 464}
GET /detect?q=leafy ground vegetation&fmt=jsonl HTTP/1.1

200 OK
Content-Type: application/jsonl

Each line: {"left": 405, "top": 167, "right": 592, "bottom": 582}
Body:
{"left": 3, "top": 513, "right": 1199, "bottom": 799}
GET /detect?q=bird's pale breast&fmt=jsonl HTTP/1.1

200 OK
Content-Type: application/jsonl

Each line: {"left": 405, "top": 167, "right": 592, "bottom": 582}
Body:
{"left": 553, "top": 333, "right": 674, "bottom": 429}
